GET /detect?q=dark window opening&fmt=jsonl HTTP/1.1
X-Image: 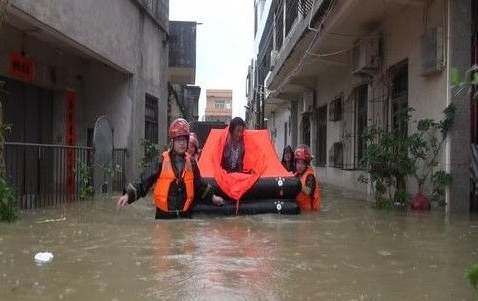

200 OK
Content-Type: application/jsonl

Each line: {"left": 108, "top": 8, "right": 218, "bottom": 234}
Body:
{"left": 390, "top": 61, "right": 409, "bottom": 137}
{"left": 355, "top": 85, "right": 368, "bottom": 167}
{"left": 329, "top": 95, "right": 343, "bottom": 121}
{"left": 302, "top": 115, "right": 311, "bottom": 147}
{"left": 284, "top": 122, "right": 288, "bottom": 147}
{"left": 329, "top": 142, "right": 343, "bottom": 168}
{"left": 145, "top": 94, "right": 159, "bottom": 143}
{"left": 317, "top": 105, "right": 327, "bottom": 167}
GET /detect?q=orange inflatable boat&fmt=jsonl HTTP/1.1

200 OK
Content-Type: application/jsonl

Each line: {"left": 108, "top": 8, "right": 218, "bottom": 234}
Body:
{"left": 192, "top": 128, "right": 301, "bottom": 215}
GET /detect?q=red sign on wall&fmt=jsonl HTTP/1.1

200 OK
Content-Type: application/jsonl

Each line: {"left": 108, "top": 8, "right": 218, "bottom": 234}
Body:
{"left": 9, "top": 51, "right": 35, "bottom": 82}
{"left": 65, "top": 89, "right": 77, "bottom": 198}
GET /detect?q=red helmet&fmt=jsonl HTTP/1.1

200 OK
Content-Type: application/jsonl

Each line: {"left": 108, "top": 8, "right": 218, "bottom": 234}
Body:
{"left": 169, "top": 118, "right": 190, "bottom": 139}
{"left": 189, "top": 132, "right": 199, "bottom": 149}
{"left": 294, "top": 145, "right": 312, "bottom": 163}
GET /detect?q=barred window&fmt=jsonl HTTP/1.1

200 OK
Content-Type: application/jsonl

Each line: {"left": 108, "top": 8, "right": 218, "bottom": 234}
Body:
{"left": 145, "top": 94, "right": 159, "bottom": 143}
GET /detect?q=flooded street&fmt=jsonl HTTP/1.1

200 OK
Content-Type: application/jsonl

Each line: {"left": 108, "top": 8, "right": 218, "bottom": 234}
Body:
{"left": 1, "top": 184, "right": 477, "bottom": 301}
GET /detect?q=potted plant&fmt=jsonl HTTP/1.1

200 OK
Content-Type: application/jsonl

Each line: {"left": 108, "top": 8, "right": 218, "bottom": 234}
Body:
{"left": 408, "top": 105, "right": 455, "bottom": 210}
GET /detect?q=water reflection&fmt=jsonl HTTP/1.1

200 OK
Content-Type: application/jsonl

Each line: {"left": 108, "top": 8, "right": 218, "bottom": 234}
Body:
{"left": 149, "top": 220, "right": 281, "bottom": 301}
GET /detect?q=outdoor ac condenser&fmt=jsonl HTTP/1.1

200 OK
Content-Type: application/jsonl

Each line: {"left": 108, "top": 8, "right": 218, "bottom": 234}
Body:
{"left": 302, "top": 90, "right": 314, "bottom": 114}
{"left": 351, "top": 38, "right": 380, "bottom": 76}
{"left": 420, "top": 26, "right": 444, "bottom": 76}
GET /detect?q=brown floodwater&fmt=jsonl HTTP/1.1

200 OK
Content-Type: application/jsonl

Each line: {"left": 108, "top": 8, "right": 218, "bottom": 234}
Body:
{"left": 1, "top": 184, "right": 477, "bottom": 301}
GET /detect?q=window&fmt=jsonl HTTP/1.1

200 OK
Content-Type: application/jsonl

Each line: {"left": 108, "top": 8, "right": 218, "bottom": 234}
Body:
{"left": 215, "top": 100, "right": 225, "bottom": 110}
{"left": 284, "top": 122, "right": 288, "bottom": 147}
{"left": 317, "top": 105, "right": 327, "bottom": 166}
{"left": 285, "top": 0, "right": 298, "bottom": 36}
{"left": 145, "top": 94, "right": 159, "bottom": 143}
{"left": 354, "top": 85, "right": 368, "bottom": 167}
{"left": 329, "top": 142, "right": 344, "bottom": 168}
{"left": 390, "top": 61, "right": 408, "bottom": 137}
{"left": 302, "top": 115, "right": 310, "bottom": 147}
{"left": 329, "top": 94, "right": 343, "bottom": 121}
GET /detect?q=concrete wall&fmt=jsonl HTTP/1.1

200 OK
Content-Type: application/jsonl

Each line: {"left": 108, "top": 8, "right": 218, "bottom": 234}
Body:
{"left": 3, "top": 0, "right": 169, "bottom": 180}
{"left": 447, "top": 0, "right": 472, "bottom": 213}
{"left": 127, "top": 9, "right": 168, "bottom": 177}
{"left": 267, "top": 105, "right": 292, "bottom": 156}
{"left": 10, "top": 0, "right": 160, "bottom": 73}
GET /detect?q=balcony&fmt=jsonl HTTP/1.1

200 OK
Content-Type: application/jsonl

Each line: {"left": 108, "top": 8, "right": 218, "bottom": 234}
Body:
{"left": 169, "top": 21, "right": 197, "bottom": 85}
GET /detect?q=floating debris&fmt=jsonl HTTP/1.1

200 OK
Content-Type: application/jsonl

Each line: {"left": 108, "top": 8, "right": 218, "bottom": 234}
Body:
{"left": 36, "top": 217, "right": 66, "bottom": 224}
{"left": 34, "top": 252, "right": 54, "bottom": 264}
{"left": 377, "top": 250, "right": 392, "bottom": 256}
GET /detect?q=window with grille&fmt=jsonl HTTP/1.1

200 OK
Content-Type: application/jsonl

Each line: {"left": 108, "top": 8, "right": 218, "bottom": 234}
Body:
{"left": 329, "top": 95, "right": 343, "bottom": 121}
{"left": 390, "top": 61, "right": 408, "bottom": 137}
{"left": 215, "top": 100, "right": 225, "bottom": 110}
{"left": 145, "top": 94, "right": 159, "bottom": 143}
{"left": 329, "top": 142, "right": 344, "bottom": 168}
{"left": 354, "top": 85, "right": 368, "bottom": 167}
{"left": 317, "top": 105, "right": 327, "bottom": 166}
{"left": 302, "top": 115, "right": 310, "bottom": 146}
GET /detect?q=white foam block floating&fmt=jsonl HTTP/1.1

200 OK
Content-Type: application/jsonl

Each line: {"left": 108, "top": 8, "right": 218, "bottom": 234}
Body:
{"left": 34, "top": 252, "right": 54, "bottom": 264}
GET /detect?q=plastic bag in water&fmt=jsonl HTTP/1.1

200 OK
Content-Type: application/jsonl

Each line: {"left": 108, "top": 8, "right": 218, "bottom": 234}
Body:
{"left": 34, "top": 252, "right": 54, "bottom": 264}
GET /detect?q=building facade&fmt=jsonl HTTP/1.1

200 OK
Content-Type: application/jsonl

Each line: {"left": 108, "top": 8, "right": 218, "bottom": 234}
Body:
{"left": 0, "top": 0, "right": 169, "bottom": 203}
{"left": 249, "top": 0, "right": 474, "bottom": 213}
{"left": 205, "top": 89, "right": 232, "bottom": 123}
{"left": 168, "top": 21, "right": 200, "bottom": 125}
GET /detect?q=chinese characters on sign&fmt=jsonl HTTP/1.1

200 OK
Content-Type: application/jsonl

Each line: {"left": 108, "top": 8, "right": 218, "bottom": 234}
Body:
{"left": 9, "top": 51, "right": 35, "bottom": 82}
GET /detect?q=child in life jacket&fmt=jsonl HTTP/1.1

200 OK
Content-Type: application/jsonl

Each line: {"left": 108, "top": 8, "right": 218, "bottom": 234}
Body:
{"left": 294, "top": 144, "right": 321, "bottom": 211}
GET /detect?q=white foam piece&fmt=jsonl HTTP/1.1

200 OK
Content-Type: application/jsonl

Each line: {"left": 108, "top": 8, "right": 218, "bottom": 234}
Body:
{"left": 34, "top": 252, "right": 54, "bottom": 264}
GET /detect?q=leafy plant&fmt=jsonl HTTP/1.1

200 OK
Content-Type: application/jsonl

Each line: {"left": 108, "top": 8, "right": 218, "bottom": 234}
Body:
{"left": 408, "top": 104, "right": 455, "bottom": 204}
{"left": 0, "top": 170, "right": 16, "bottom": 222}
{"left": 139, "top": 139, "right": 168, "bottom": 168}
{"left": 0, "top": 49, "right": 17, "bottom": 222}
{"left": 75, "top": 160, "right": 94, "bottom": 201}
{"left": 451, "top": 65, "right": 478, "bottom": 101}
{"left": 465, "top": 264, "right": 478, "bottom": 299}
{"left": 430, "top": 170, "right": 452, "bottom": 207}
{"left": 360, "top": 107, "right": 414, "bottom": 208}
{"left": 360, "top": 105, "right": 455, "bottom": 209}
{"left": 140, "top": 139, "right": 161, "bottom": 168}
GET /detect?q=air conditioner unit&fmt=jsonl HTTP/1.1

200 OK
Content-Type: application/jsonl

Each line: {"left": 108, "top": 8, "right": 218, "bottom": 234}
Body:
{"left": 270, "top": 50, "right": 279, "bottom": 70}
{"left": 302, "top": 90, "right": 314, "bottom": 114}
{"left": 351, "top": 38, "right": 380, "bottom": 76}
{"left": 420, "top": 26, "right": 444, "bottom": 76}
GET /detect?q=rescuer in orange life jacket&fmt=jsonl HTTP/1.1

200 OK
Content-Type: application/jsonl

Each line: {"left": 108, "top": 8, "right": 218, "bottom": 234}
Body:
{"left": 116, "top": 118, "right": 225, "bottom": 218}
{"left": 294, "top": 144, "right": 321, "bottom": 211}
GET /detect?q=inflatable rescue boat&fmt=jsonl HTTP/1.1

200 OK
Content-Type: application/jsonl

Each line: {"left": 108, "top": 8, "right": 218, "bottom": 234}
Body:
{"left": 191, "top": 128, "right": 301, "bottom": 215}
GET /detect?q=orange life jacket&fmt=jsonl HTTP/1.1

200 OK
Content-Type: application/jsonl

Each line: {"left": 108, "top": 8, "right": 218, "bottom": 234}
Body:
{"left": 295, "top": 167, "right": 320, "bottom": 211}
{"left": 153, "top": 151, "right": 195, "bottom": 212}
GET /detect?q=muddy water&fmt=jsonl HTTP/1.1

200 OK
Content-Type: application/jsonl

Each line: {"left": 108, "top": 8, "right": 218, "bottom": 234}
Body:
{"left": 1, "top": 184, "right": 477, "bottom": 301}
